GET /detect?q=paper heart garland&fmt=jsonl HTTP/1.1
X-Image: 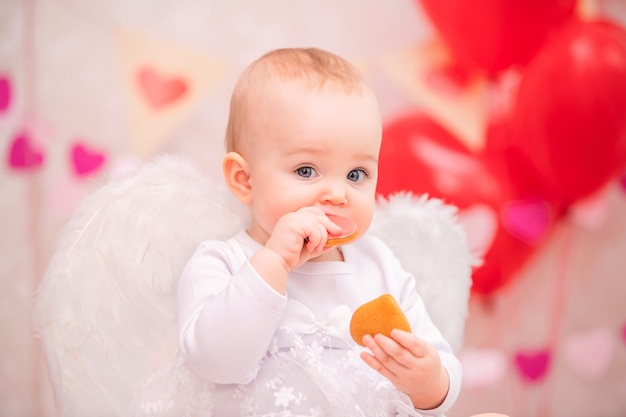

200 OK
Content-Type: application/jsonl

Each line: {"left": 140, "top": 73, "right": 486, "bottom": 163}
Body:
{"left": 514, "top": 349, "right": 551, "bottom": 383}
{"left": 137, "top": 67, "right": 188, "bottom": 109}
{"left": 459, "top": 348, "right": 507, "bottom": 388}
{"left": 71, "top": 142, "right": 106, "bottom": 177}
{"left": 7, "top": 131, "right": 45, "bottom": 171}
{"left": 563, "top": 328, "right": 615, "bottom": 379}
{"left": 0, "top": 75, "right": 11, "bottom": 114}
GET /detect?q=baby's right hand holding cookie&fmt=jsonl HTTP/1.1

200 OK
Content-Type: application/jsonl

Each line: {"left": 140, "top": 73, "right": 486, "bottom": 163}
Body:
{"left": 266, "top": 207, "right": 341, "bottom": 269}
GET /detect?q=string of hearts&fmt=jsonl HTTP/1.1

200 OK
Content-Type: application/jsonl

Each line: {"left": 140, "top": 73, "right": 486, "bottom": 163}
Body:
{"left": 7, "top": 128, "right": 106, "bottom": 178}
{"left": 460, "top": 323, "right": 626, "bottom": 388}
{"left": 2, "top": 54, "right": 194, "bottom": 215}
{"left": 3, "top": 61, "right": 190, "bottom": 173}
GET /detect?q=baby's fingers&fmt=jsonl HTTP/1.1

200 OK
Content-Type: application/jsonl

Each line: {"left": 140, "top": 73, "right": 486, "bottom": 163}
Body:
{"left": 390, "top": 329, "right": 428, "bottom": 358}
{"left": 303, "top": 223, "right": 328, "bottom": 253}
{"left": 360, "top": 335, "right": 399, "bottom": 380}
{"left": 362, "top": 334, "right": 414, "bottom": 375}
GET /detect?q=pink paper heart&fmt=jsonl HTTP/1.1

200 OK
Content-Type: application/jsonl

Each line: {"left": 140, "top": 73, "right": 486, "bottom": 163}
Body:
{"left": 457, "top": 204, "right": 498, "bottom": 257}
{"left": 137, "top": 67, "right": 187, "bottom": 109}
{"left": 563, "top": 328, "right": 614, "bottom": 379}
{"left": 621, "top": 323, "right": 626, "bottom": 345}
{"left": 0, "top": 75, "right": 11, "bottom": 113}
{"left": 459, "top": 348, "right": 507, "bottom": 388}
{"left": 71, "top": 142, "right": 106, "bottom": 177}
{"left": 501, "top": 199, "right": 551, "bottom": 245}
{"left": 514, "top": 349, "right": 551, "bottom": 383}
{"left": 7, "top": 132, "right": 45, "bottom": 170}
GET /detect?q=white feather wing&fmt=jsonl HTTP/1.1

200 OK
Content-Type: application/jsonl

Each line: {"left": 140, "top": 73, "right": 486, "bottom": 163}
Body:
{"left": 33, "top": 155, "right": 246, "bottom": 417}
{"left": 370, "top": 193, "right": 476, "bottom": 351}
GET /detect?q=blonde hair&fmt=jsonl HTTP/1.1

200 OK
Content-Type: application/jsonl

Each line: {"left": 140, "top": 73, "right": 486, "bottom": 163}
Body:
{"left": 224, "top": 47, "right": 368, "bottom": 153}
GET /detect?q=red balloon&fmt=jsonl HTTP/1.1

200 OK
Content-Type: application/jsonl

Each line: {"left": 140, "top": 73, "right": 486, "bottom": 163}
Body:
{"left": 486, "top": 91, "right": 569, "bottom": 215}
{"left": 377, "top": 113, "right": 498, "bottom": 207}
{"left": 377, "top": 113, "right": 557, "bottom": 296}
{"left": 416, "top": 0, "right": 577, "bottom": 76}
{"left": 511, "top": 19, "right": 626, "bottom": 206}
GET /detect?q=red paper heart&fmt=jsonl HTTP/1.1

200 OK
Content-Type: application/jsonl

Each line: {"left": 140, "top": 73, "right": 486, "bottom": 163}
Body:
{"left": 71, "top": 142, "right": 106, "bottom": 177}
{"left": 0, "top": 75, "right": 11, "bottom": 113}
{"left": 7, "top": 132, "right": 45, "bottom": 171}
{"left": 137, "top": 67, "right": 187, "bottom": 109}
{"left": 514, "top": 349, "right": 551, "bottom": 383}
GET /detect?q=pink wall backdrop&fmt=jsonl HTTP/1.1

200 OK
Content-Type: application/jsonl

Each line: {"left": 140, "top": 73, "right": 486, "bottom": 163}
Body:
{"left": 1, "top": 0, "right": 625, "bottom": 416}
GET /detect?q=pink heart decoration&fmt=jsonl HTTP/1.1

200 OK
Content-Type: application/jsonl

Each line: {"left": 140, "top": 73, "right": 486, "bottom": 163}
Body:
{"left": 7, "top": 132, "right": 45, "bottom": 171}
{"left": 514, "top": 349, "right": 551, "bottom": 383}
{"left": 459, "top": 348, "right": 507, "bottom": 388}
{"left": 71, "top": 142, "right": 106, "bottom": 177}
{"left": 0, "top": 75, "right": 11, "bottom": 114}
{"left": 457, "top": 204, "right": 498, "bottom": 257}
{"left": 621, "top": 323, "right": 626, "bottom": 345}
{"left": 563, "top": 328, "right": 614, "bottom": 379}
{"left": 501, "top": 199, "right": 551, "bottom": 245}
{"left": 137, "top": 67, "right": 188, "bottom": 109}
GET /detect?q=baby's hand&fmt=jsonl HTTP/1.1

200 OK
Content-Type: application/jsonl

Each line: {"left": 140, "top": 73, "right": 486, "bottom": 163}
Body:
{"left": 265, "top": 207, "right": 342, "bottom": 270}
{"left": 360, "top": 330, "right": 449, "bottom": 410}
{"left": 249, "top": 207, "right": 342, "bottom": 294}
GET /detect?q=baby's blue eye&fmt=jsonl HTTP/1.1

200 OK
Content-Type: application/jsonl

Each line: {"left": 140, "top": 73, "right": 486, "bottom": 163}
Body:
{"left": 347, "top": 169, "right": 367, "bottom": 183}
{"left": 296, "top": 166, "right": 317, "bottom": 178}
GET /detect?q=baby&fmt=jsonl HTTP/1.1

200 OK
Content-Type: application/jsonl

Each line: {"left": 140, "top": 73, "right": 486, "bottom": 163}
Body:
{"left": 177, "top": 47, "right": 462, "bottom": 416}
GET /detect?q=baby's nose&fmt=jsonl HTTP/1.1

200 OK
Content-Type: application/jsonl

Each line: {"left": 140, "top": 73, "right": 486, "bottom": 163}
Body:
{"left": 321, "top": 180, "right": 348, "bottom": 205}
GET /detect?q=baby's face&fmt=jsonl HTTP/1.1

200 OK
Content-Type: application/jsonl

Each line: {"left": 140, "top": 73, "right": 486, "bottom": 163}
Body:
{"left": 243, "top": 80, "right": 382, "bottom": 249}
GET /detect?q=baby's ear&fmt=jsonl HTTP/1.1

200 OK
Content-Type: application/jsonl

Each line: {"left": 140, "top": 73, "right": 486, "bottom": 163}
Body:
{"left": 223, "top": 152, "right": 252, "bottom": 204}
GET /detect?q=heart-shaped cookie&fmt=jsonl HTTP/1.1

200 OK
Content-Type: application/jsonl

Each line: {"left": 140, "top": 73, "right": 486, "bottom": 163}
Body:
{"left": 350, "top": 294, "right": 411, "bottom": 346}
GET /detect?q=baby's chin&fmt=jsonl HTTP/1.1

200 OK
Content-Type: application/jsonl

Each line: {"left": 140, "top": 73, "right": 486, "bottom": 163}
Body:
{"left": 309, "top": 246, "right": 345, "bottom": 262}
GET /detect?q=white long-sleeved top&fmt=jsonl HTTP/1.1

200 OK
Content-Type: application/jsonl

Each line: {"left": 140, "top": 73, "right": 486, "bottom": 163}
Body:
{"left": 177, "top": 230, "right": 462, "bottom": 416}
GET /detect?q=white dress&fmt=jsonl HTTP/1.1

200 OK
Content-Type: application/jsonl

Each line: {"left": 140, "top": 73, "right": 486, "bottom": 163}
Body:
{"left": 168, "top": 230, "right": 462, "bottom": 417}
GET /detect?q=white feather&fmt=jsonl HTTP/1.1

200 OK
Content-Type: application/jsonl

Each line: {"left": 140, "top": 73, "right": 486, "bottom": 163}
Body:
{"left": 371, "top": 193, "right": 477, "bottom": 351}
{"left": 34, "top": 155, "right": 475, "bottom": 416}
{"left": 34, "top": 155, "right": 246, "bottom": 417}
